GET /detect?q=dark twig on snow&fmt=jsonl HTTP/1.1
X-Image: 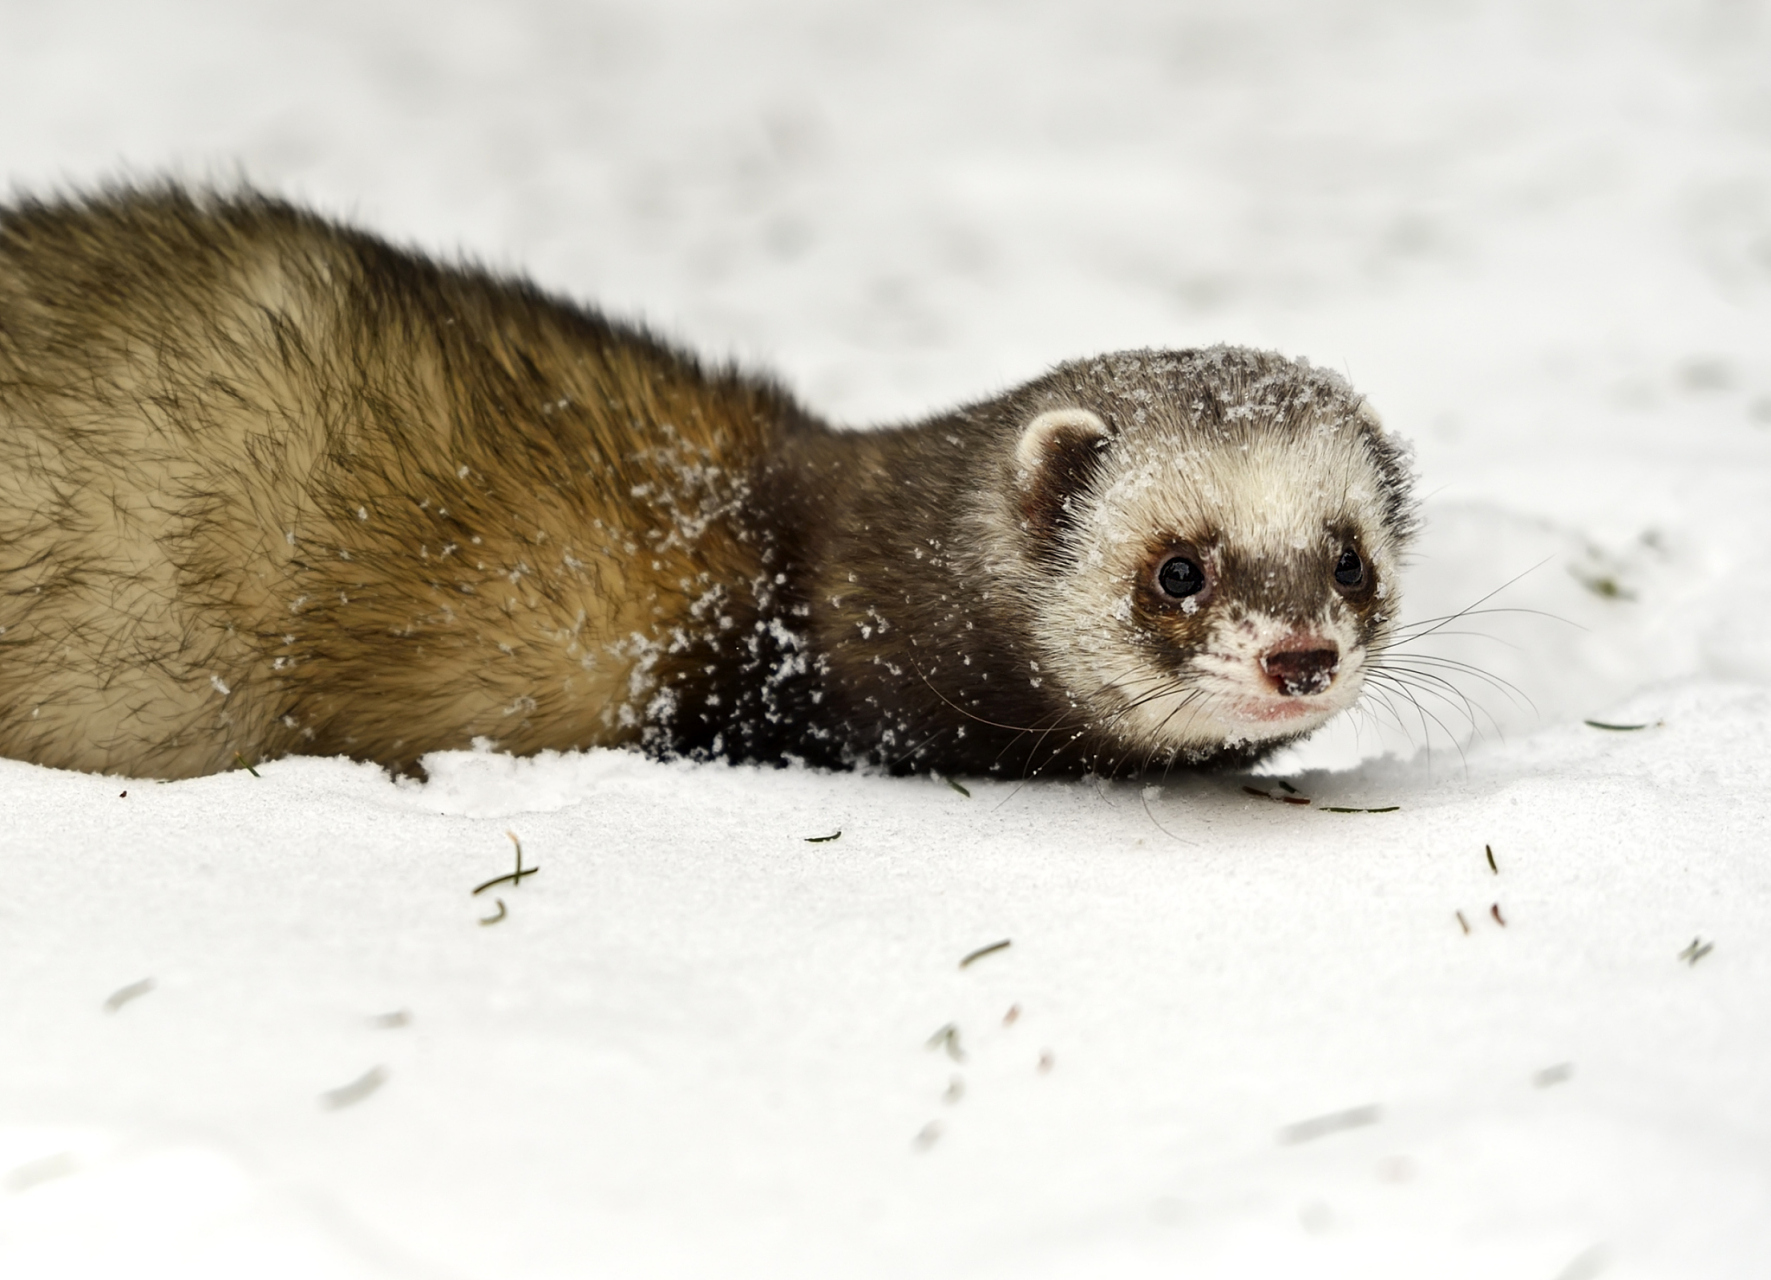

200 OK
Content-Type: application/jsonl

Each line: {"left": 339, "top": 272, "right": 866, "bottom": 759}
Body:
{"left": 959, "top": 939, "right": 1011, "bottom": 969}
{"left": 102, "top": 977, "right": 155, "bottom": 1013}
{"left": 320, "top": 1066, "right": 388, "bottom": 1110}
{"left": 1678, "top": 938, "right": 1714, "bottom": 966}
{"left": 1243, "top": 785, "right": 1311, "bottom": 806}
{"left": 472, "top": 831, "right": 537, "bottom": 895}
{"left": 1534, "top": 1063, "right": 1574, "bottom": 1088}
{"left": 926, "top": 1023, "right": 966, "bottom": 1063}
{"left": 1280, "top": 1104, "right": 1381, "bottom": 1145}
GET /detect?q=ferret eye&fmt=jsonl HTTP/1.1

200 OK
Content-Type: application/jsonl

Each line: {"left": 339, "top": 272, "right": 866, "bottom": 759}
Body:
{"left": 1158, "top": 556, "right": 1206, "bottom": 598}
{"left": 1333, "top": 548, "right": 1365, "bottom": 588}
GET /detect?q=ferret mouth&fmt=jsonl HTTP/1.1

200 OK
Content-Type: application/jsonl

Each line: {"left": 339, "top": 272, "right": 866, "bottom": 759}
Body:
{"left": 1086, "top": 647, "right": 1366, "bottom": 752}
{"left": 1222, "top": 694, "right": 1337, "bottom": 725}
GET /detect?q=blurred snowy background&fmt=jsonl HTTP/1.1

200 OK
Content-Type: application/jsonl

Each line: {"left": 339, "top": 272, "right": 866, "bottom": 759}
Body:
{"left": 2, "top": 1, "right": 1770, "bottom": 1277}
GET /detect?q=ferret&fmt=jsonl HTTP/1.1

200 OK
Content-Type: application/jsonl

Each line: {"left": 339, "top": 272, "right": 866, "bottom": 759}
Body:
{"left": 0, "top": 185, "right": 1416, "bottom": 780}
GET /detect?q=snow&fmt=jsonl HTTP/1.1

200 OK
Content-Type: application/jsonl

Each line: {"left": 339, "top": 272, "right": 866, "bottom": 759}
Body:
{"left": 3, "top": 1, "right": 1770, "bottom": 1275}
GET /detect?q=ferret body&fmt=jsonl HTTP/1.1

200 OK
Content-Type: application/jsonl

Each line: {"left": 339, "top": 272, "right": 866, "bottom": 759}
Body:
{"left": 0, "top": 186, "right": 1415, "bottom": 780}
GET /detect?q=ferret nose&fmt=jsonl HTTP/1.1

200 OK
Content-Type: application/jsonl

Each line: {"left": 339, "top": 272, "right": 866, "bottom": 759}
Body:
{"left": 1261, "top": 644, "right": 1340, "bottom": 697}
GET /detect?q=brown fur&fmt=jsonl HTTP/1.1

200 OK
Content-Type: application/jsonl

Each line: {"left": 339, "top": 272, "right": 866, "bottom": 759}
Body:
{"left": 0, "top": 184, "right": 1414, "bottom": 779}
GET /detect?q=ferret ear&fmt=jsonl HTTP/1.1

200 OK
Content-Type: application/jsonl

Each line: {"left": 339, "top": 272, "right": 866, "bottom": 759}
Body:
{"left": 1013, "top": 408, "right": 1111, "bottom": 549}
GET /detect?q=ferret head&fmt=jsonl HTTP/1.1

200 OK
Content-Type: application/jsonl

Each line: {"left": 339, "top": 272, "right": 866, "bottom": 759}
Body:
{"left": 998, "top": 346, "right": 1416, "bottom": 767}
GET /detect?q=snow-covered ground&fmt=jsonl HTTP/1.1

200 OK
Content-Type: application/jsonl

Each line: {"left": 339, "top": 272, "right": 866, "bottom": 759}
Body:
{"left": 3, "top": 1, "right": 1770, "bottom": 1275}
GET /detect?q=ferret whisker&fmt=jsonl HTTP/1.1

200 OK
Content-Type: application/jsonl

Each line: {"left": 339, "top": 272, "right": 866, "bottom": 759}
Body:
{"left": 1134, "top": 694, "right": 1204, "bottom": 777}
{"left": 1383, "top": 598, "right": 1579, "bottom": 646}
{"left": 1359, "top": 676, "right": 1429, "bottom": 740}
{"left": 989, "top": 694, "right": 1125, "bottom": 802}
{"left": 1123, "top": 688, "right": 1223, "bottom": 781}
{"left": 883, "top": 722, "right": 957, "bottom": 770}
{"left": 1014, "top": 677, "right": 1189, "bottom": 783}
{"left": 1108, "top": 682, "right": 1211, "bottom": 770}
{"left": 1138, "top": 783, "right": 1200, "bottom": 846}
{"left": 1380, "top": 560, "right": 1551, "bottom": 632}
{"left": 1370, "top": 627, "right": 1529, "bottom": 653}
{"left": 1134, "top": 688, "right": 1210, "bottom": 769}
{"left": 910, "top": 660, "right": 1083, "bottom": 738}
{"left": 1369, "top": 666, "right": 1491, "bottom": 729}
{"left": 1366, "top": 675, "right": 1471, "bottom": 771}
{"left": 1372, "top": 653, "right": 1534, "bottom": 713}
{"left": 1367, "top": 658, "right": 1490, "bottom": 713}
{"left": 1345, "top": 701, "right": 1384, "bottom": 757}
{"left": 1356, "top": 684, "right": 1416, "bottom": 740}
{"left": 1364, "top": 669, "right": 1494, "bottom": 740}
{"left": 1358, "top": 684, "right": 1435, "bottom": 768}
